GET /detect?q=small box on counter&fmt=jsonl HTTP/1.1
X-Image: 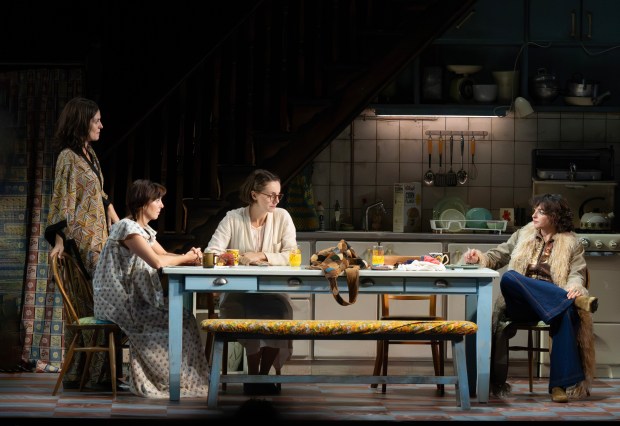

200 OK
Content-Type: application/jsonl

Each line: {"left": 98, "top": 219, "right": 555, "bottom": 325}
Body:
{"left": 393, "top": 182, "right": 422, "bottom": 232}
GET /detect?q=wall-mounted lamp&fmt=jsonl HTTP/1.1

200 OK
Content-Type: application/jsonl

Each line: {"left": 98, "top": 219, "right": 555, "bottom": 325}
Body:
{"left": 514, "top": 96, "right": 534, "bottom": 118}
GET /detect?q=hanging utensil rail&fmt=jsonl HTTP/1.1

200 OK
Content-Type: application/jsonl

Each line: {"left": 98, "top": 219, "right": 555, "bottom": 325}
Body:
{"left": 425, "top": 130, "right": 488, "bottom": 138}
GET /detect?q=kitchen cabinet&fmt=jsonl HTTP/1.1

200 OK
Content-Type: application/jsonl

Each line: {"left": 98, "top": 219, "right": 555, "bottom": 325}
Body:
{"left": 373, "top": 0, "right": 620, "bottom": 115}
{"left": 529, "top": 0, "right": 620, "bottom": 44}
{"left": 541, "top": 255, "right": 620, "bottom": 378}
{"left": 435, "top": 0, "right": 524, "bottom": 45}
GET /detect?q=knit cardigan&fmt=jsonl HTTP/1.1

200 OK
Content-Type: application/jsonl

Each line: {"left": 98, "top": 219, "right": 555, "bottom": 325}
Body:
{"left": 472, "top": 222, "right": 594, "bottom": 399}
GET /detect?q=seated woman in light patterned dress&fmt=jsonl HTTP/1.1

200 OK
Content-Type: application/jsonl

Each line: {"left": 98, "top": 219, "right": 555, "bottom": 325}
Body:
{"left": 93, "top": 179, "right": 208, "bottom": 398}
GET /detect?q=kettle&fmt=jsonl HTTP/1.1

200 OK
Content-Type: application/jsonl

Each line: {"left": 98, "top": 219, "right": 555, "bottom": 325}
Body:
{"left": 579, "top": 197, "right": 614, "bottom": 230}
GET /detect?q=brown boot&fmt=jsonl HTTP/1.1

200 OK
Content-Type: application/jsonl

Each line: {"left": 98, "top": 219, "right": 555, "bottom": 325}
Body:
{"left": 551, "top": 386, "right": 568, "bottom": 403}
{"left": 574, "top": 296, "right": 598, "bottom": 313}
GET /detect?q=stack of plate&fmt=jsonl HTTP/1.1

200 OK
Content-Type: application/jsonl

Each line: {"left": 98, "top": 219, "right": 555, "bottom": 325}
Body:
{"left": 438, "top": 209, "right": 466, "bottom": 232}
{"left": 432, "top": 196, "right": 467, "bottom": 220}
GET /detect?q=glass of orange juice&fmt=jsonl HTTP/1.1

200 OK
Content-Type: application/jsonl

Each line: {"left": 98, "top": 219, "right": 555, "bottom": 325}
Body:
{"left": 372, "top": 244, "right": 385, "bottom": 266}
{"left": 289, "top": 246, "right": 302, "bottom": 267}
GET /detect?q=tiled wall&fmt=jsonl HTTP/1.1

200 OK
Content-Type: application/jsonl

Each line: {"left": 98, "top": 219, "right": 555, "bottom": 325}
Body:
{"left": 311, "top": 111, "right": 620, "bottom": 232}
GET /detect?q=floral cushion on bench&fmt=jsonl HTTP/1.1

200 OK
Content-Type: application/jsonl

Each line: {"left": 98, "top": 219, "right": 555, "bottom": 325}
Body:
{"left": 201, "top": 319, "right": 477, "bottom": 336}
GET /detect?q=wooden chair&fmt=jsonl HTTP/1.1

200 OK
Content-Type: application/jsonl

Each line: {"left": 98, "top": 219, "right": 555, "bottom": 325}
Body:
{"left": 506, "top": 268, "right": 590, "bottom": 392}
{"left": 51, "top": 253, "right": 124, "bottom": 398}
{"left": 372, "top": 294, "right": 446, "bottom": 394}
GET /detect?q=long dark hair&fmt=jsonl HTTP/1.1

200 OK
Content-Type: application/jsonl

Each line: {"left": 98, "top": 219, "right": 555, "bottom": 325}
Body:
{"left": 53, "top": 97, "right": 99, "bottom": 153}
{"left": 238, "top": 169, "right": 280, "bottom": 205}
{"left": 126, "top": 179, "right": 167, "bottom": 220}
{"left": 531, "top": 193, "right": 574, "bottom": 233}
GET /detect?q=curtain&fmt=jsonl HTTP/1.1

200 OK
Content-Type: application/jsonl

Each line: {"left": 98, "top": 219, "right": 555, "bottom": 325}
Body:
{"left": 0, "top": 68, "right": 83, "bottom": 372}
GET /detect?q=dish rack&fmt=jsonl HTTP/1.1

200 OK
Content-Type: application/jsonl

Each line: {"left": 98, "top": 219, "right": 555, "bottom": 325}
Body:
{"left": 430, "top": 219, "right": 508, "bottom": 234}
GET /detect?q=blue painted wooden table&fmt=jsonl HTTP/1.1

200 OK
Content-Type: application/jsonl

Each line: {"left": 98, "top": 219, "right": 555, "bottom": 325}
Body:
{"left": 163, "top": 265, "right": 498, "bottom": 403}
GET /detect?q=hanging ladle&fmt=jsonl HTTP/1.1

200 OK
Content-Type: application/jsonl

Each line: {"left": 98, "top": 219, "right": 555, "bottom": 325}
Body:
{"left": 423, "top": 135, "right": 434, "bottom": 185}
{"left": 457, "top": 133, "right": 468, "bottom": 184}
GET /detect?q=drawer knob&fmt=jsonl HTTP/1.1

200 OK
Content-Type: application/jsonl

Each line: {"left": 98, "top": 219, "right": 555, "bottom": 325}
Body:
{"left": 434, "top": 279, "right": 448, "bottom": 288}
{"left": 287, "top": 277, "right": 302, "bottom": 286}
{"left": 212, "top": 277, "right": 228, "bottom": 286}
{"left": 361, "top": 278, "right": 375, "bottom": 287}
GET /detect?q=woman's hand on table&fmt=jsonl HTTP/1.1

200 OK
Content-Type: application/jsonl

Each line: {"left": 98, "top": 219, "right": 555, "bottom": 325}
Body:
{"left": 463, "top": 249, "right": 479, "bottom": 264}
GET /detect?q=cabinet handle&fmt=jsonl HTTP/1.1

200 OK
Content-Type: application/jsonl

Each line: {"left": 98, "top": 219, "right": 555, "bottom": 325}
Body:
{"left": 455, "top": 10, "right": 475, "bottom": 30}
{"left": 570, "top": 10, "right": 576, "bottom": 39}
{"left": 585, "top": 12, "right": 592, "bottom": 40}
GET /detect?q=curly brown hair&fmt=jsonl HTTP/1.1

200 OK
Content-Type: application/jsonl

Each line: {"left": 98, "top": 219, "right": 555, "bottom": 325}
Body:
{"left": 530, "top": 193, "right": 574, "bottom": 232}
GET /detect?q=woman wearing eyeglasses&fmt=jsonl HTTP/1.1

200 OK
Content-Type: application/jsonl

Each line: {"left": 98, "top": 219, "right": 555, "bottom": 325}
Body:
{"left": 463, "top": 193, "right": 597, "bottom": 403}
{"left": 205, "top": 168, "right": 297, "bottom": 395}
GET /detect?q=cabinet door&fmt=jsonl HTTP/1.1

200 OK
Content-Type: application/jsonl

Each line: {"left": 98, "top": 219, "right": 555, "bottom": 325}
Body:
{"left": 529, "top": 0, "right": 581, "bottom": 42}
{"left": 529, "top": 0, "right": 620, "bottom": 44}
{"left": 581, "top": 0, "right": 620, "bottom": 43}
{"left": 437, "top": 0, "right": 524, "bottom": 44}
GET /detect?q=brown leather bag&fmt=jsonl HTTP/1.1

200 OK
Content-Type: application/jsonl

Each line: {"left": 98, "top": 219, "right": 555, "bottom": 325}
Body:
{"left": 309, "top": 239, "right": 368, "bottom": 306}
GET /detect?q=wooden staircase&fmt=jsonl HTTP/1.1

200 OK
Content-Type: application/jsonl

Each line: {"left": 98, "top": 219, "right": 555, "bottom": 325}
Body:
{"left": 99, "top": 0, "right": 474, "bottom": 251}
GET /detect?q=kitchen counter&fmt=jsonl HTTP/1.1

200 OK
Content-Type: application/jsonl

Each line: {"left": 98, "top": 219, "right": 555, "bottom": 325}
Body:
{"left": 297, "top": 231, "right": 511, "bottom": 244}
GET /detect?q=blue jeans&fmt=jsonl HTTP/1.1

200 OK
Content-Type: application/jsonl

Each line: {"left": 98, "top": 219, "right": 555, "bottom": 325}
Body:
{"left": 499, "top": 270, "right": 584, "bottom": 391}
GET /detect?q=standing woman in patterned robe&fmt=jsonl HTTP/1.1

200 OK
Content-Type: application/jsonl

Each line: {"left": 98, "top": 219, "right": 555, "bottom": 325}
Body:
{"left": 45, "top": 97, "right": 119, "bottom": 277}
{"left": 44, "top": 97, "right": 119, "bottom": 388}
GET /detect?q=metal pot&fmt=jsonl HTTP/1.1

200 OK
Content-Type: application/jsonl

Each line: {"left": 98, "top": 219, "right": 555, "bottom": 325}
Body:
{"left": 579, "top": 196, "right": 614, "bottom": 230}
{"left": 567, "top": 73, "right": 599, "bottom": 97}
{"left": 531, "top": 68, "right": 559, "bottom": 104}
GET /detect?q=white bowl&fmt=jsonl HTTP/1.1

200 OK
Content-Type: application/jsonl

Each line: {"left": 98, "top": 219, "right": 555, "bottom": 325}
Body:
{"left": 473, "top": 84, "right": 498, "bottom": 103}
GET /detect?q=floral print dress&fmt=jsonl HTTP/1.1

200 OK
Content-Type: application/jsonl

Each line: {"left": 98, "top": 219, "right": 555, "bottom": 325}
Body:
{"left": 93, "top": 219, "right": 209, "bottom": 398}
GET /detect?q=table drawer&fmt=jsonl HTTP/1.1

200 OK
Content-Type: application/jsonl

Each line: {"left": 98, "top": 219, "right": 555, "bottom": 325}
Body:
{"left": 258, "top": 276, "right": 404, "bottom": 293}
{"left": 404, "top": 278, "right": 478, "bottom": 294}
{"left": 185, "top": 275, "right": 257, "bottom": 291}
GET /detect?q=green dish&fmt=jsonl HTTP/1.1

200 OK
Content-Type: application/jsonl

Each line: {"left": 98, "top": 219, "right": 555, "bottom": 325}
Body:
{"left": 445, "top": 264, "right": 480, "bottom": 269}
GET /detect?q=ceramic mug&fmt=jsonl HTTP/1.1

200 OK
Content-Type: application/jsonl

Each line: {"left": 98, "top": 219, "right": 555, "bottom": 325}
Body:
{"left": 203, "top": 252, "right": 218, "bottom": 268}
{"left": 428, "top": 252, "right": 450, "bottom": 264}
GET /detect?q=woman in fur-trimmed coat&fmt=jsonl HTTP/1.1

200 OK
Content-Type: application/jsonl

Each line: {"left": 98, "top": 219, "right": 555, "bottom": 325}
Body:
{"left": 463, "top": 194, "right": 596, "bottom": 403}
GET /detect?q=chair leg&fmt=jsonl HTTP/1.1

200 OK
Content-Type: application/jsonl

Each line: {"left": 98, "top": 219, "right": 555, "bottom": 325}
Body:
{"left": 107, "top": 330, "right": 117, "bottom": 399}
{"left": 431, "top": 340, "right": 445, "bottom": 395}
{"left": 527, "top": 330, "right": 534, "bottom": 392}
{"left": 371, "top": 340, "right": 384, "bottom": 389}
{"left": 221, "top": 341, "right": 228, "bottom": 391}
{"left": 381, "top": 341, "right": 389, "bottom": 393}
{"left": 79, "top": 328, "right": 102, "bottom": 391}
{"left": 53, "top": 334, "right": 80, "bottom": 395}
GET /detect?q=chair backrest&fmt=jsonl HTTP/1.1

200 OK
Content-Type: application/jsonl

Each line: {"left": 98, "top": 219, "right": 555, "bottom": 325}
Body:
{"left": 51, "top": 253, "right": 95, "bottom": 325}
{"left": 380, "top": 294, "right": 439, "bottom": 318}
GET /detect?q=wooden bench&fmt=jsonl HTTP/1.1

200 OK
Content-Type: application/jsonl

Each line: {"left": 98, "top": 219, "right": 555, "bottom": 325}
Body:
{"left": 201, "top": 319, "right": 478, "bottom": 410}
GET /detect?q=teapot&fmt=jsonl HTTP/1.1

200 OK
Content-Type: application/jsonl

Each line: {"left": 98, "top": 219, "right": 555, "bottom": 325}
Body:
{"left": 579, "top": 197, "right": 614, "bottom": 230}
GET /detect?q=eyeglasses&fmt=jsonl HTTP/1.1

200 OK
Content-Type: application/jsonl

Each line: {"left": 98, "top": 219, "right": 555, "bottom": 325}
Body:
{"left": 532, "top": 208, "right": 547, "bottom": 216}
{"left": 259, "top": 192, "right": 284, "bottom": 202}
